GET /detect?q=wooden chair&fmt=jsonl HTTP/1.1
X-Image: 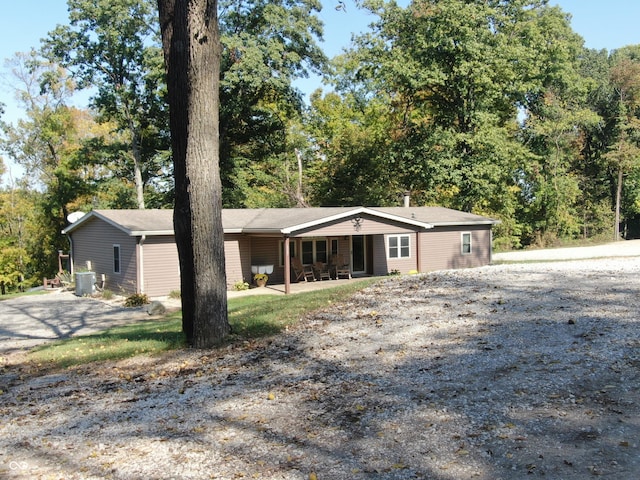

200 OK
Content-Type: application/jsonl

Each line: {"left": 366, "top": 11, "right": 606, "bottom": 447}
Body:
{"left": 291, "top": 257, "right": 315, "bottom": 282}
{"left": 313, "top": 261, "right": 331, "bottom": 281}
{"left": 333, "top": 254, "right": 351, "bottom": 279}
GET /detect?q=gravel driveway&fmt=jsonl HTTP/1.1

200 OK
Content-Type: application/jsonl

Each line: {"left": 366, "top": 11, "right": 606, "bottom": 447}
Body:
{"left": 1, "top": 257, "right": 638, "bottom": 479}
{"left": 0, "top": 291, "right": 152, "bottom": 355}
{"left": 1, "top": 240, "right": 637, "bottom": 356}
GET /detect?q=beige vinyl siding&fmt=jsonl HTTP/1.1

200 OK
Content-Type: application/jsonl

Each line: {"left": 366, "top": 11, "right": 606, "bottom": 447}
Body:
{"left": 142, "top": 237, "right": 180, "bottom": 297}
{"left": 70, "top": 217, "right": 138, "bottom": 294}
{"left": 372, "top": 234, "right": 389, "bottom": 276}
{"left": 379, "top": 233, "right": 418, "bottom": 275}
{"left": 420, "top": 226, "right": 492, "bottom": 272}
{"left": 224, "top": 235, "right": 252, "bottom": 289}
{"left": 250, "top": 237, "right": 282, "bottom": 284}
{"left": 295, "top": 214, "right": 417, "bottom": 237}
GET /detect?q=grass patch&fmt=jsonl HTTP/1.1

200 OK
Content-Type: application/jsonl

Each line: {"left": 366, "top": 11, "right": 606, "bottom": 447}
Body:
{"left": 228, "top": 278, "right": 377, "bottom": 338}
{"left": 29, "top": 311, "right": 185, "bottom": 368}
{"left": 0, "top": 289, "right": 50, "bottom": 302}
{"left": 27, "top": 278, "right": 378, "bottom": 368}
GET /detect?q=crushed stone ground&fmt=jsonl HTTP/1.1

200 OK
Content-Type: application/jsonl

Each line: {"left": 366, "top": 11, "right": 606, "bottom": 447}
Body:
{"left": 1, "top": 258, "right": 639, "bottom": 479}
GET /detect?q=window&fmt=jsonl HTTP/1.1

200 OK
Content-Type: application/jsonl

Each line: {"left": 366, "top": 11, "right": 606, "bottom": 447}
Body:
{"left": 301, "top": 238, "right": 328, "bottom": 264}
{"left": 113, "top": 244, "right": 121, "bottom": 274}
{"left": 330, "top": 239, "right": 339, "bottom": 256}
{"left": 388, "top": 234, "right": 410, "bottom": 259}
{"left": 279, "top": 241, "right": 296, "bottom": 266}
{"left": 462, "top": 232, "right": 472, "bottom": 254}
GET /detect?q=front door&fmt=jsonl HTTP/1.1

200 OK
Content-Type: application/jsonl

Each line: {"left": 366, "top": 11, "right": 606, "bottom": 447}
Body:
{"left": 352, "top": 235, "right": 366, "bottom": 273}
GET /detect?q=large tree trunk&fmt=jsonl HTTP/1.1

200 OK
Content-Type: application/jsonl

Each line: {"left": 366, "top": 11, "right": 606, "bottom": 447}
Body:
{"left": 158, "top": 0, "right": 230, "bottom": 347}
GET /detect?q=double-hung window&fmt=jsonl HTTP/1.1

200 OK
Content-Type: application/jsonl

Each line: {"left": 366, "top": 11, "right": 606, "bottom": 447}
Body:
{"left": 302, "top": 238, "right": 327, "bottom": 264}
{"left": 461, "top": 232, "right": 472, "bottom": 254}
{"left": 388, "top": 234, "right": 410, "bottom": 259}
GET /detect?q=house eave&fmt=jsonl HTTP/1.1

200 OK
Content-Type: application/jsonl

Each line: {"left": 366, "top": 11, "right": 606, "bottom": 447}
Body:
{"left": 431, "top": 220, "right": 501, "bottom": 227}
{"left": 281, "top": 207, "right": 434, "bottom": 234}
{"left": 129, "top": 230, "right": 175, "bottom": 236}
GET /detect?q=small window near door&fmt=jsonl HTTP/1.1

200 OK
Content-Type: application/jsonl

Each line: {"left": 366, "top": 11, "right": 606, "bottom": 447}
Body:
{"left": 279, "top": 241, "right": 296, "bottom": 266}
{"left": 330, "top": 238, "right": 339, "bottom": 256}
{"left": 461, "top": 232, "right": 472, "bottom": 254}
{"left": 113, "top": 244, "right": 121, "bottom": 274}
{"left": 388, "top": 234, "right": 410, "bottom": 258}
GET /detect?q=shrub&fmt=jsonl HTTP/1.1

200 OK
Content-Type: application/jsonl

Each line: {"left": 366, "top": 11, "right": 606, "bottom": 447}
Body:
{"left": 101, "top": 289, "right": 115, "bottom": 300}
{"left": 168, "top": 290, "right": 181, "bottom": 299}
{"left": 234, "top": 280, "right": 250, "bottom": 291}
{"left": 124, "top": 293, "right": 150, "bottom": 307}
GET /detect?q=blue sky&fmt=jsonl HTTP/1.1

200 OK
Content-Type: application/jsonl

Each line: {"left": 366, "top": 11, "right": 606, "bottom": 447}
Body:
{"left": 1, "top": 0, "right": 640, "bottom": 177}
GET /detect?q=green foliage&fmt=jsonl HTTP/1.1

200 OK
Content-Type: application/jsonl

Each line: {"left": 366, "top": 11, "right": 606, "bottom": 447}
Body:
{"left": 43, "top": 0, "right": 170, "bottom": 209}
{"left": 218, "top": 0, "right": 326, "bottom": 207}
{"left": 101, "top": 289, "right": 115, "bottom": 300}
{"left": 124, "top": 293, "right": 150, "bottom": 307}
{"left": 233, "top": 280, "right": 250, "bottom": 291}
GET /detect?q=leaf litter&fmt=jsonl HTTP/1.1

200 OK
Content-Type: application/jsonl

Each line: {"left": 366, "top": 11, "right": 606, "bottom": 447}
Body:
{"left": 1, "top": 257, "right": 639, "bottom": 479}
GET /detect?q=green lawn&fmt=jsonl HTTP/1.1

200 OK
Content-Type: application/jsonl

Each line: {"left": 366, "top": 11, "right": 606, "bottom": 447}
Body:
{"left": 28, "top": 279, "right": 377, "bottom": 368}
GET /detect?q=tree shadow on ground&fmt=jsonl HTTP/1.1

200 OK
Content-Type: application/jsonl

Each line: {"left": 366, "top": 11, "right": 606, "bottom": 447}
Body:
{"left": 1, "top": 262, "right": 639, "bottom": 479}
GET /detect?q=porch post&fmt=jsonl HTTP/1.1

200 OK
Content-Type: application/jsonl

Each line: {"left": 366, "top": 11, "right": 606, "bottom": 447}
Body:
{"left": 284, "top": 236, "right": 291, "bottom": 294}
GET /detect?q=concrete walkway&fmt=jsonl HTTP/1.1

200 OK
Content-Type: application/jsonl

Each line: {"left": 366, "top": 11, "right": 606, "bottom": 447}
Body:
{"left": 0, "top": 290, "right": 153, "bottom": 355}
{"left": 227, "top": 276, "right": 372, "bottom": 298}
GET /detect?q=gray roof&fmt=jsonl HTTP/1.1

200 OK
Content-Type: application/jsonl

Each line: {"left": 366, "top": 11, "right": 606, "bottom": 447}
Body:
{"left": 62, "top": 207, "right": 498, "bottom": 236}
{"left": 372, "top": 207, "right": 498, "bottom": 226}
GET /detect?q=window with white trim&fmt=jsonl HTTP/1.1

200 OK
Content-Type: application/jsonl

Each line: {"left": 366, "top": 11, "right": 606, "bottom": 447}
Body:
{"left": 330, "top": 238, "right": 339, "bottom": 256}
{"left": 388, "top": 234, "right": 410, "bottom": 259}
{"left": 461, "top": 232, "right": 472, "bottom": 254}
{"left": 113, "top": 244, "right": 121, "bottom": 274}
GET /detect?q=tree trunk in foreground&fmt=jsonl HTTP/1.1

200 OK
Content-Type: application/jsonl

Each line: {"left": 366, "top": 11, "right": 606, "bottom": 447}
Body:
{"left": 158, "top": 0, "right": 230, "bottom": 347}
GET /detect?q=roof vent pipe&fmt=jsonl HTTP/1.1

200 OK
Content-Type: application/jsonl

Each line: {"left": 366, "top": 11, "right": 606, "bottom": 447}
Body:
{"left": 403, "top": 191, "right": 411, "bottom": 208}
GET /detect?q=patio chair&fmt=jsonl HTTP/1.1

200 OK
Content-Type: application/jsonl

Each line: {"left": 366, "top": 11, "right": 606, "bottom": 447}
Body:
{"left": 314, "top": 261, "right": 332, "bottom": 281}
{"left": 333, "top": 254, "right": 351, "bottom": 279}
{"left": 291, "top": 257, "right": 315, "bottom": 282}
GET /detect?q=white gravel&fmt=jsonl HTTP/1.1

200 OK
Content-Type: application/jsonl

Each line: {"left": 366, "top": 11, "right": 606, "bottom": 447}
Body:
{"left": 1, "top": 256, "right": 639, "bottom": 479}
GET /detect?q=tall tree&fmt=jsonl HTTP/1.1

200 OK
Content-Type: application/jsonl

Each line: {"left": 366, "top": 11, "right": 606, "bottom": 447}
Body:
{"left": 0, "top": 52, "right": 93, "bottom": 277}
{"left": 606, "top": 50, "right": 640, "bottom": 240}
{"left": 313, "top": 0, "right": 580, "bottom": 247}
{"left": 44, "top": 0, "right": 169, "bottom": 209}
{"left": 218, "top": 0, "right": 325, "bottom": 207}
{"left": 158, "top": 0, "right": 230, "bottom": 347}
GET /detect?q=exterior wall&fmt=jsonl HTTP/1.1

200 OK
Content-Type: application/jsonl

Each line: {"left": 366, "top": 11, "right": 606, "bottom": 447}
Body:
{"left": 142, "top": 236, "right": 180, "bottom": 297}
{"left": 70, "top": 218, "right": 138, "bottom": 294}
{"left": 249, "top": 237, "right": 282, "bottom": 285}
{"left": 419, "top": 226, "right": 492, "bottom": 272}
{"left": 225, "top": 234, "right": 252, "bottom": 289}
{"left": 375, "top": 232, "right": 419, "bottom": 275}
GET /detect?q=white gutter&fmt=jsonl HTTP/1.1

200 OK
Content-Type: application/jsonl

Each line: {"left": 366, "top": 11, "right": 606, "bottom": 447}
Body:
{"left": 138, "top": 235, "right": 146, "bottom": 294}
